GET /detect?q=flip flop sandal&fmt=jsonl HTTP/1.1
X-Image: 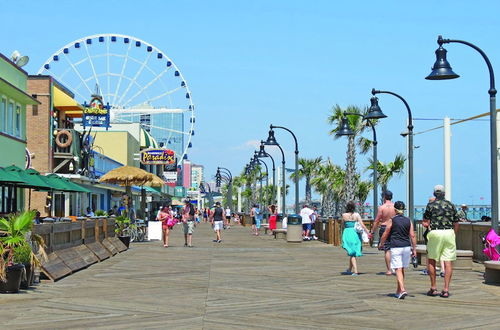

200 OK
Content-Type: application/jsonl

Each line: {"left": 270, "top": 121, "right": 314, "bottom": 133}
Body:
{"left": 427, "top": 288, "right": 439, "bottom": 296}
{"left": 440, "top": 290, "right": 450, "bottom": 298}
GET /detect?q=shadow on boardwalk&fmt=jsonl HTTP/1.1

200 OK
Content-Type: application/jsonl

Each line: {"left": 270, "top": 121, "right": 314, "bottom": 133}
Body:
{"left": 2, "top": 223, "right": 500, "bottom": 329}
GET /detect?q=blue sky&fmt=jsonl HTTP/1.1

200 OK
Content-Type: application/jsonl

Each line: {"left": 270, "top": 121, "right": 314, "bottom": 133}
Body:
{"left": 1, "top": 0, "right": 498, "bottom": 207}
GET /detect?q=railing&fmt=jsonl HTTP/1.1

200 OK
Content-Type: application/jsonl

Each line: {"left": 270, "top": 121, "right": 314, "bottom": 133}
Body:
{"left": 315, "top": 218, "right": 491, "bottom": 263}
{"left": 33, "top": 217, "right": 116, "bottom": 253}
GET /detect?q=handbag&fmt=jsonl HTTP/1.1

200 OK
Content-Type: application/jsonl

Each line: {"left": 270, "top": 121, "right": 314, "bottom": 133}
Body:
{"left": 354, "top": 221, "right": 363, "bottom": 234}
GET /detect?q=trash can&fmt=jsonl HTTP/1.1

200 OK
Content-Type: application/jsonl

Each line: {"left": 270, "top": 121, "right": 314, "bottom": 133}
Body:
{"left": 286, "top": 214, "right": 302, "bottom": 243}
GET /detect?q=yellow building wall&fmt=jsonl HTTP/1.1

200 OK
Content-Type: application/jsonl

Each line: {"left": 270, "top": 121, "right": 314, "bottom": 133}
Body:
{"left": 92, "top": 131, "right": 139, "bottom": 167}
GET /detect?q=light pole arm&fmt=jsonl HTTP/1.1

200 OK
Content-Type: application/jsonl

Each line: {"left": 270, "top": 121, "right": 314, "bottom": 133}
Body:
{"left": 439, "top": 36, "right": 496, "bottom": 95}
{"left": 218, "top": 167, "right": 233, "bottom": 181}
{"left": 271, "top": 125, "right": 299, "bottom": 154}
{"left": 372, "top": 89, "right": 413, "bottom": 130}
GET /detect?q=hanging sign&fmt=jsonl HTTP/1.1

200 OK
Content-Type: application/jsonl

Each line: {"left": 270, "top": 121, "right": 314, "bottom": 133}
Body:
{"left": 82, "top": 95, "right": 110, "bottom": 128}
{"left": 163, "top": 171, "right": 178, "bottom": 183}
{"left": 141, "top": 149, "right": 175, "bottom": 165}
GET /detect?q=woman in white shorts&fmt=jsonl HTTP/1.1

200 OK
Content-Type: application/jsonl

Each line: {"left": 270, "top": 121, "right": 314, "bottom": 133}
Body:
{"left": 379, "top": 201, "right": 417, "bottom": 299}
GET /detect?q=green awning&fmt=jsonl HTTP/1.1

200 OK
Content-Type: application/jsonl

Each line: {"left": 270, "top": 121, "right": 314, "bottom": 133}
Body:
{"left": 41, "top": 174, "right": 90, "bottom": 193}
{"left": 0, "top": 167, "right": 25, "bottom": 184}
{"left": 4, "top": 165, "right": 53, "bottom": 190}
{"left": 143, "top": 186, "right": 162, "bottom": 196}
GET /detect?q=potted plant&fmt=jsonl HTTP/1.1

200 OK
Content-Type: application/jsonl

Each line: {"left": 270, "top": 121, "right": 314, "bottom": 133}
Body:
{"left": 0, "top": 211, "right": 46, "bottom": 293}
{"left": 13, "top": 243, "right": 34, "bottom": 289}
{"left": 115, "top": 213, "right": 135, "bottom": 248}
{"left": 95, "top": 210, "right": 107, "bottom": 217}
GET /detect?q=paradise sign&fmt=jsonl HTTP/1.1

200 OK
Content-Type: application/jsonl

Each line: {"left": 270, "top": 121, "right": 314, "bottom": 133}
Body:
{"left": 141, "top": 148, "right": 176, "bottom": 165}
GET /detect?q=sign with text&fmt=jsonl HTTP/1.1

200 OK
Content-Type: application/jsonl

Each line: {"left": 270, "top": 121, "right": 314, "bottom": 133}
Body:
{"left": 141, "top": 148, "right": 175, "bottom": 165}
{"left": 163, "top": 171, "right": 178, "bottom": 183}
{"left": 82, "top": 95, "right": 110, "bottom": 128}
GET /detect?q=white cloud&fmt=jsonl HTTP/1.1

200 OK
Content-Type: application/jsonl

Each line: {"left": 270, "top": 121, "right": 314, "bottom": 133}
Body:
{"left": 232, "top": 139, "right": 261, "bottom": 150}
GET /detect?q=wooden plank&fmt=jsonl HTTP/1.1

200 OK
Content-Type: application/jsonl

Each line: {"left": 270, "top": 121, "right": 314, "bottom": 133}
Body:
{"left": 101, "top": 238, "right": 119, "bottom": 255}
{"left": 54, "top": 247, "right": 88, "bottom": 272}
{"left": 40, "top": 252, "right": 72, "bottom": 282}
{"left": 74, "top": 244, "right": 99, "bottom": 266}
{"left": 85, "top": 242, "right": 111, "bottom": 261}
{"left": 107, "top": 237, "right": 128, "bottom": 252}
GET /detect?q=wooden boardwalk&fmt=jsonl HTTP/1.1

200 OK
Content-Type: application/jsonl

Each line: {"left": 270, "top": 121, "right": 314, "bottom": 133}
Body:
{"left": 1, "top": 222, "right": 500, "bottom": 329}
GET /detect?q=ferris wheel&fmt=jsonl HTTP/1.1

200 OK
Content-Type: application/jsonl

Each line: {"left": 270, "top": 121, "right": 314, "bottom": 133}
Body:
{"left": 38, "top": 33, "right": 195, "bottom": 164}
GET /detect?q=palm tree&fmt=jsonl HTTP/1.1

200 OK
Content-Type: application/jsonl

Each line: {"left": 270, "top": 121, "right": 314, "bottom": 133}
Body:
{"left": 311, "top": 159, "right": 346, "bottom": 217}
{"left": 290, "top": 157, "right": 322, "bottom": 205}
{"left": 328, "top": 105, "right": 375, "bottom": 208}
{"left": 367, "top": 153, "right": 406, "bottom": 197}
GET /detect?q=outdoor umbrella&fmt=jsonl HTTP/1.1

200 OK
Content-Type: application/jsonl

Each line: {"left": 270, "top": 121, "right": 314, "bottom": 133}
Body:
{"left": 3, "top": 165, "right": 53, "bottom": 212}
{"left": 99, "top": 166, "right": 156, "bottom": 212}
{"left": 0, "top": 167, "right": 25, "bottom": 184}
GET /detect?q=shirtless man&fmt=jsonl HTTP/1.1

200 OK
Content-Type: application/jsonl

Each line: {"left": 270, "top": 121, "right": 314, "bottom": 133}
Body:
{"left": 370, "top": 190, "right": 396, "bottom": 275}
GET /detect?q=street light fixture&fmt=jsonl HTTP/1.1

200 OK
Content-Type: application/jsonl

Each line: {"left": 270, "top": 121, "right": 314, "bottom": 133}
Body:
{"left": 217, "top": 167, "right": 233, "bottom": 211}
{"left": 371, "top": 88, "right": 414, "bottom": 226}
{"left": 426, "top": 35, "right": 498, "bottom": 233}
{"left": 336, "top": 112, "right": 382, "bottom": 222}
{"left": 257, "top": 141, "right": 276, "bottom": 206}
{"left": 268, "top": 124, "right": 300, "bottom": 215}
{"left": 264, "top": 135, "right": 287, "bottom": 214}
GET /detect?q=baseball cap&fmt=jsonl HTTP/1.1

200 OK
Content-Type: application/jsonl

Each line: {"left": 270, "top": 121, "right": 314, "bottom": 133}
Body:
{"left": 394, "top": 201, "right": 405, "bottom": 210}
{"left": 461, "top": 203, "right": 467, "bottom": 207}
{"left": 434, "top": 185, "right": 445, "bottom": 193}
{"left": 215, "top": 202, "right": 221, "bottom": 206}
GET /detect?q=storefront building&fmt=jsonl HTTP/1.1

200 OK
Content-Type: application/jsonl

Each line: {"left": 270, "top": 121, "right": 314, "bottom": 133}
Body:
{"left": 0, "top": 53, "right": 40, "bottom": 213}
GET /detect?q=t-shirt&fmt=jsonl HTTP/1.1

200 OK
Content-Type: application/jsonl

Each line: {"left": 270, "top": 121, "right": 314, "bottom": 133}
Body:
{"left": 225, "top": 208, "right": 231, "bottom": 216}
{"left": 389, "top": 214, "right": 411, "bottom": 248}
{"left": 300, "top": 207, "right": 314, "bottom": 224}
{"left": 423, "top": 198, "right": 459, "bottom": 230}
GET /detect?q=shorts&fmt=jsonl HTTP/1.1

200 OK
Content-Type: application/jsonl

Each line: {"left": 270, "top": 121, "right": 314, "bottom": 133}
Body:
{"left": 213, "top": 220, "right": 224, "bottom": 231}
{"left": 226, "top": 216, "right": 231, "bottom": 220}
{"left": 427, "top": 229, "right": 456, "bottom": 261}
{"left": 390, "top": 246, "right": 412, "bottom": 269}
{"left": 379, "top": 226, "right": 391, "bottom": 251}
{"left": 183, "top": 221, "right": 195, "bottom": 235}
{"left": 252, "top": 217, "right": 256, "bottom": 225}
{"left": 255, "top": 218, "right": 261, "bottom": 229}
{"left": 302, "top": 223, "right": 312, "bottom": 231}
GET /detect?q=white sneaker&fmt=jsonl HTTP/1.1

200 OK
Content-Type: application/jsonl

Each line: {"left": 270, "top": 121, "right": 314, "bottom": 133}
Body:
{"left": 313, "top": 236, "right": 318, "bottom": 240}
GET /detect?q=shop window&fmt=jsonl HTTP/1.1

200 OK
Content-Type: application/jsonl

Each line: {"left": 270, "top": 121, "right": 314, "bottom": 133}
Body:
{"left": 7, "top": 102, "right": 13, "bottom": 135}
{"left": 0, "top": 98, "right": 6, "bottom": 133}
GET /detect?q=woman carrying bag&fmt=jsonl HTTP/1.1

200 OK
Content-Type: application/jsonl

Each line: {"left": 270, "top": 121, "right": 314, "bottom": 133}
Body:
{"left": 341, "top": 201, "right": 370, "bottom": 275}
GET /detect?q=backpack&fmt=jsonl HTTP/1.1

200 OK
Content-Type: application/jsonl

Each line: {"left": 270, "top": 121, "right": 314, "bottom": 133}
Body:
{"left": 189, "top": 204, "right": 195, "bottom": 216}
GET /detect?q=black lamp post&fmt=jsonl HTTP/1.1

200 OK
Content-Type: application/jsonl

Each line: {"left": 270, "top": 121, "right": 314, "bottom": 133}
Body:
{"left": 257, "top": 141, "right": 276, "bottom": 205}
{"left": 268, "top": 125, "right": 300, "bottom": 214}
{"left": 265, "top": 129, "right": 287, "bottom": 214}
{"left": 253, "top": 154, "right": 270, "bottom": 205}
{"left": 371, "top": 89, "right": 415, "bottom": 226}
{"left": 426, "top": 35, "right": 498, "bottom": 233}
{"left": 217, "top": 167, "right": 233, "bottom": 211}
{"left": 200, "top": 181, "right": 213, "bottom": 208}
{"left": 336, "top": 111, "right": 384, "bottom": 222}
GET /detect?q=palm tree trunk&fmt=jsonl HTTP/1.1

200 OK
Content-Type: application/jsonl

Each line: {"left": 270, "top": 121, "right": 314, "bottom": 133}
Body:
{"left": 305, "top": 176, "right": 311, "bottom": 205}
{"left": 343, "top": 135, "right": 357, "bottom": 208}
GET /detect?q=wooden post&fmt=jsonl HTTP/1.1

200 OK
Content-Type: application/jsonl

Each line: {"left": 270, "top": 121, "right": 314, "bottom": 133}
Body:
{"left": 103, "top": 218, "right": 108, "bottom": 238}
{"left": 328, "top": 219, "right": 334, "bottom": 245}
{"left": 95, "top": 218, "right": 99, "bottom": 242}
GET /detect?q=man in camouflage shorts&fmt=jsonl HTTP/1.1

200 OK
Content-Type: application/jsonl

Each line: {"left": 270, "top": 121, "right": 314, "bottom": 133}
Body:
{"left": 423, "top": 185, "right": 459, "bottom": 298}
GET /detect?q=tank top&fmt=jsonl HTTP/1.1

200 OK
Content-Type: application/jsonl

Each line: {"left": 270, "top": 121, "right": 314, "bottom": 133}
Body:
{"left": 389, "top": 214, "right": 411, "bottom": 248}
{"left": 213, "top": 207, "right": 224, "bottom": 221}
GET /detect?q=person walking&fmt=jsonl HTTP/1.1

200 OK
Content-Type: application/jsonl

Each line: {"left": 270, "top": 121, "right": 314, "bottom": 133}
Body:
{"left": 378, "top": 201, "right": 417, "bottom": 299}
{"left": 268, "top": 204, "right": 278, "bottom": 234}
{"left": 300, "top": 204, "right": 314, "bottom": 241}
{"left": 370, "top": 190, "right": 396, "bottom": 275}
{"left": 250, "top": 204, "right": 262, "bottom": 235}
{"left": 225, "top": 206, "right": 232, "bottom": 229}
{"left": 341, "top": 201, "right": 370, "bottom": 275}
{"left": 211, "top": 202, "right": 225, "bottom": 243}
{"left": 158, "top": 206, "right": 174, "bottom": 248}
{"left": 423, "top": 185, "right": 460, "bottom": 298}
{"left": 182, "top": 200, "right": 196, "bottom": 247}
{"left": 311, "top": 205, "right": 319, "bottom": 240}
